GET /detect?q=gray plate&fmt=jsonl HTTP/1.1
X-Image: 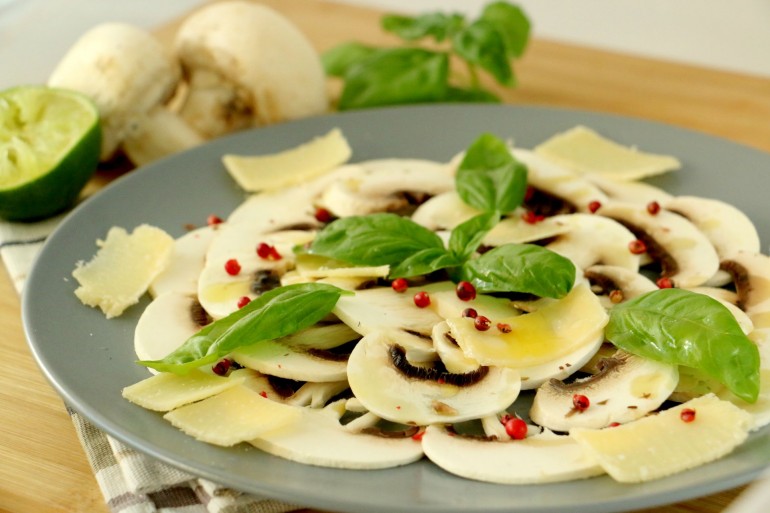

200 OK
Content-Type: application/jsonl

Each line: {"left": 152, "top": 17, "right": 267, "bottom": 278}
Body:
{"left": 22, "top": 105, "right": 770, "bottom": 513}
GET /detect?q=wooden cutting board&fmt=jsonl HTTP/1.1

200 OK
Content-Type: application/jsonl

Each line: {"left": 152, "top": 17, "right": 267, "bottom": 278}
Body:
{"left": 1, "top": 1, "right": 769, "bottom": 512}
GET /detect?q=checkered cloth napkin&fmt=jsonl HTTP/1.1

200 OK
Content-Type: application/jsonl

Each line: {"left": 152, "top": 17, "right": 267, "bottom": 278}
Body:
{"left": 1, "top": 216, "right": 302, "bottom": 513}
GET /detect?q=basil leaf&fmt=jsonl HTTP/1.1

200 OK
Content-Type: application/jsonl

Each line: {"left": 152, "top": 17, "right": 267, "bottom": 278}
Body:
{"left": 480, "top": 1, "right": 531, "bottom": 58}
{"left": 452, "top": 19, "right": 513, "bottom": 87}
{"left": 308, "top": 213, "right": 445, "bottom": 266}
{"left": 390, "top": 247, "right": 461, "bottom": 279}
{"left": 322, "top": 42, "right": 378, "bottom": 77}
{"left": 338, "top": 48, "right": 449, "bottom": 110}
{"left": 449, "top": 211, "right": 501, "bottom": 261}
{"left": 382, "top": 12, "right": 465, "bottom": 42}
{"left": 605, "top": 288, "right": 761, "bottom": 403}
{"left": 139, "top": 283, "right": 347, "bottom": 374}
{"left": 456, "top": 133, "right": 528, "bottom": 214}
{"left": 459, "top": 244, "right": 576, "bottom": 298}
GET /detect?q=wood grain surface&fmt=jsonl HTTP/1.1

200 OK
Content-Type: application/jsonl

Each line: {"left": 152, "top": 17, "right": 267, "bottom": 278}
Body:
{"left": 1, "top": 0, "right": 769, "bottom": 512}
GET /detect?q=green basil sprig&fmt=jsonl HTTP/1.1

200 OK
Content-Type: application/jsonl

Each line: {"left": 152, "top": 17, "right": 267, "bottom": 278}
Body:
{"left": 139, "top": 283, "right": 348, "bottom": 374}
{"left": 605, "top": 288, "right": 761, "bottom": 403}
{"left": 323, "top": 1, "right": 531, "bottom": 110}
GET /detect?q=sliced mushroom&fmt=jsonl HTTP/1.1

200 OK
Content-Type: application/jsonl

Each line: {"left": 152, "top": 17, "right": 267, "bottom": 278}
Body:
{"left": 316, "top": 159, "right": 454, "bottom": 218}
{"left": 584, "top": 264, "right": 658, "bottom": 309}
{"left": 347, "top": 332, "right": 521, "bottom": 425}
{"left": 445, "top": 282, "right": 608, "bottom": 368}
{"left": 482, "top": 213, "right": 572, "bottom": 247}
{"left": 720, "top": 251, "right": 770, "bottom": 328}
{"left": 230, "top": 325, "right": 358, "bottom": 384}
{"left": 596, "top": 201, "right": 720, "bottom": 288}
{"left": 664, "top": 196, "right": 760, "bottom": 286}
{"left": 173, "top": 1, "right": 328, "bottom": 138}
{"left": 150, "top": 225, "right": 216, "bottom": 297}
{"left": 208, "top": 186, "right": 320, "bottom": 261}
{"left": 284, "top": 381, "right": 351, "bottom": 408}
{"left": 134, "top": 291, "right": 209, "bottom": 365}
{"left": 421, "top": 425, "right": 603, "bottom": 484}
{"left": 587, "top": 174, "right": 673, "bottom": 204}
{"left": 432, "top": 321, "right": 480, "bottom": 374}
{"left": 249, "top": 399, "right": 424, "bottom": 469}
{"left": 411, "top": 191, "right": 480, "bottom": 231}
{"left": 544, "top": 214, "right": 641, "bottom": 272}
{"left": 333, "top": 285, "right": 444, "bottom": 344}
{"left": 512, "top": 149, "right": 609, "bottom": 213}
{"left": 517, "top": 334, "right": 605, "bottom": 391}
{"left": 530, "top": 351, "right": 679, "bottom": 431}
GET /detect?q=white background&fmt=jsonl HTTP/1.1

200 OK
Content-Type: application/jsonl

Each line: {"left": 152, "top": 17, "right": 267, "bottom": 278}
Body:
{"left": 1, "top": 0, "right": 769, "bottom": 91}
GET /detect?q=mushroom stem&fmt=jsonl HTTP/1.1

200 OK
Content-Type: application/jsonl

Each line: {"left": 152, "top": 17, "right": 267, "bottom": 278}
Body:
{"left": 122, "top": 106, "right": 205, "bottom": 167}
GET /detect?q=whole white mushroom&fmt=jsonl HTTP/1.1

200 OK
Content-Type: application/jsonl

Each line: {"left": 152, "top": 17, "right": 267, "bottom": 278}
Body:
{"left": 173, "top": 1, "right": 329, "bottom": 139}
{"left": 48, "top": 22, "right": 203, "bottom": 165}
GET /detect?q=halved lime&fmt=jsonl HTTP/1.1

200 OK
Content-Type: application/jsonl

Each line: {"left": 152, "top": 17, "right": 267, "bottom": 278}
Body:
{"left": 0, "top": 85, "right": 101, "bottom": 221}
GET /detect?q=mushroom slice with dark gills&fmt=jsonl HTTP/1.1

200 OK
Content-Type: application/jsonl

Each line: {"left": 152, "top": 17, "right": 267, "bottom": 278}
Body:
{"left": 512, "top": 149, "right": 609, "bottom": 214}
{"left": 720, "top": 251, "right": 770, "bottom": 329}
{"left": 595, "top": 201, "right": 720, "bottom": 288}
{"left": 249, "top": 398, "right": 425, "bottom": 469}
{"left": 231, "top": 323, "right": 360, "bottom": 382}
{"left": 347, "top": 331, "right": 521, "bottom": 425}
{"left": 584, "top": 264, "right": 657, "bottom": 309}
{"left": 544, "top": 214, "right": 641, "bottom": 272}
{"left": 664, "top": 196, "right": 760, "bottom": 286}
{"left": 530, "top": 351, "right": 679, "bottom": 432}
{"left": 422, "top": 425, "right": 604, "bottom": 484}
{"left": 333, "top": 284, "right": 446, "bottom": 363}
{"left": 134, "top": 292, "right": 212, "bottom": 365}
{"left": 315, "top": 159, "right": 455, "bottom": 218}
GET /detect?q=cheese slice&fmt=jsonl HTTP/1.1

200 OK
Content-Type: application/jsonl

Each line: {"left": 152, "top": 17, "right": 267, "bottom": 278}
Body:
{"left": 223, "top": 128, "right": 352, "bottom": 192}
{"left": 163, "top": 384, "right": 301, "bottom": 446}
{"left": 571, "top": 394, "right": 752, "bottom": 483}
{"left": 534, "top": 125, "right": 681, "bottom": 181}
{"left": 73, "top": 224, "right": 174, "bottom": 318}
{"left": 122, "top": 368, "right": 248, "bottom": 411}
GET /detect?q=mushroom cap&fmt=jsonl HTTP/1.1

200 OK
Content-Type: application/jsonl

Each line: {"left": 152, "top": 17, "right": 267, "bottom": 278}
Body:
{"left": 513, "top": 149, "right": 609, "bottom": 212}
{"left": 174, "top": 1, "right": 328, "bottom": 127}
{"left": 545, "top": 213, "right": 641, "bottom": 272}
{"left": 49, "top": 22, "right": 180, "bottom": 160}
{"left": 422, "top": 426, "right": 604, "bottom": 484}
{"left": 348, "top": 331, "right": 521, "bottom": 425}
{"left": 249, "top": 400, "right": 425, "bottom": 469}
{"left": 530, "top": 351, "right": 679, "bottom": 431}
{"left": 597, "top": 200, "right": 720, "bottom": 288}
